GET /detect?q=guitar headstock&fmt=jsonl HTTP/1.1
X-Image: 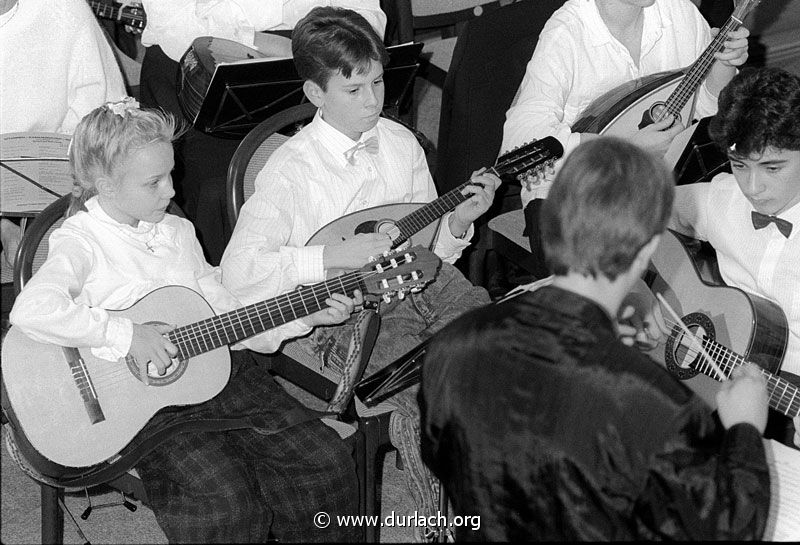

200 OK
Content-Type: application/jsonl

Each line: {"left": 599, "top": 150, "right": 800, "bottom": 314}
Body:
{"left": 359, "top": 246, "right": 441, "bottom": 303}
{"left": 495, "top": 136, "right": 564, "bottom": 186}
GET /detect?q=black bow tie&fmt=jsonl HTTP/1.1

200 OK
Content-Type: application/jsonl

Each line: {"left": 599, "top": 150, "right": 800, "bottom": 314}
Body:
{"left": 751, "top": 211, "right": 793, "bottom": 238}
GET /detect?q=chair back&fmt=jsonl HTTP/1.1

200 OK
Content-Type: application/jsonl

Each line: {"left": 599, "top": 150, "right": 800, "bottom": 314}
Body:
{"left": 226, "top": 102, "right": 318, "bottom": 231}
{"left": 13, "top": 195, "right": 71, "bottom": 295}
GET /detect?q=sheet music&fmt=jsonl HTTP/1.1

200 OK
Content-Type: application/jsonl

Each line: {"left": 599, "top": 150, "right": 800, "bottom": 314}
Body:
{"left": 763, "top": 438, "right": 800, "bottom": 540}
{"left": 0, "top": 132, "right": 72, "bottom": 214}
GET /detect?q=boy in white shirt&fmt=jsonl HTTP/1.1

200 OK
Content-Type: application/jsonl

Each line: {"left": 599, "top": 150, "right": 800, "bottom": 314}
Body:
{"left": 221, "top": 6, "right": 500, "bottom": 537}
{"left": 671, "top": 67, "right": 800, "bottom": 447}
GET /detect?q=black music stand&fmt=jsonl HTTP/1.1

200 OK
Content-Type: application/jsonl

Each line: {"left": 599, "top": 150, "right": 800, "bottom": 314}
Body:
{"left": 188, "top": 42, "right": 423, "bottom": 138}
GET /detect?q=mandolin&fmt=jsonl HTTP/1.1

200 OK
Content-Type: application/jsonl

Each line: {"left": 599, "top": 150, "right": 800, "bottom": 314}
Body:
{"left": 306, "top": 136, "right": 563, "bottom": 276}
{"left": 572, "top": 0, "right": 763, "bottom": 185}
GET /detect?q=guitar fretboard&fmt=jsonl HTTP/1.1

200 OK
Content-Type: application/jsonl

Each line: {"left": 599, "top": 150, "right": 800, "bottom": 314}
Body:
{"left": 391, "top": 139, "right": 560, "bottom": 248}
{"left": 167, "top": 273, "right": 367, "bottom": 360}
{"left": 88, "top": 1, "right": 146, "bottom": 28}
{"left": 663, "top": 14, "right": 743, "bottom": 119}
{"left": 692, "top": 335, "right": 799, "bottom": 418}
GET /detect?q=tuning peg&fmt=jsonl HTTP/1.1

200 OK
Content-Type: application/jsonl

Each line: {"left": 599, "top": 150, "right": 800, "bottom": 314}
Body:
{"left": 398, "top": 290, "right": 406, "bottom": 300}
{"left": 383, "top": 293, "right": 392, "bottom": 304}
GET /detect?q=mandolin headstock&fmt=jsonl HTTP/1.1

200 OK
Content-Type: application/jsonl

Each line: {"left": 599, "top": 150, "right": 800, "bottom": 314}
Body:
{"left": 495, "top": 136, "right": 564, "bottom": 187}
{"left": 732, "top": 0, "right": 762, "bottom": 20}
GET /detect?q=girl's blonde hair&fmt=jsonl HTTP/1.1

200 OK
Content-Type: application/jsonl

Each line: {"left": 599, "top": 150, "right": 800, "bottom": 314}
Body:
{"left": 68, "top": 98, "right": 181, "bottom": 216}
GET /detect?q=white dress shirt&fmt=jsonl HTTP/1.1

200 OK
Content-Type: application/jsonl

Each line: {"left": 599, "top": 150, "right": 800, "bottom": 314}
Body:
{"left": 221, "top": 111, "right": 472, "bottom": 307}
{"left": 503, "top": 0, "right": 716, "bottom": 201}
{"left": 0, "top": 0, "right": 126, "bottom": 134}
{"left": 141, "top": 0, "right": 387, "bottom": 61}
{"left": 690, "top": 174, "right": 800, "bottom": 376}
{"left": 10, "top": 198, "right": 309, "bottom": 361}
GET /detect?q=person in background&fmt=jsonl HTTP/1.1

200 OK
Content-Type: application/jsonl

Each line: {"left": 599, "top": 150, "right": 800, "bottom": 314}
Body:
{"left": 420, "top": 137, "right": 771, "bottom": 541}
{"left": 137, "top": 0, "right": 387, "bottom": 264}
{"left": 500, "top": 0, "right": 748, "bottom": 279}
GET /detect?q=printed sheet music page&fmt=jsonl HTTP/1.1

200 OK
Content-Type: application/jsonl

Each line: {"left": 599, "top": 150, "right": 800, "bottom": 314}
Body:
{"left": 763, "top": 438, "right": 800, "bottom": 540}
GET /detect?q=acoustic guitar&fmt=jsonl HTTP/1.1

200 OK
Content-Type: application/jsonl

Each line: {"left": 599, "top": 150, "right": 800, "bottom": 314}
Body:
{"left": 572, "top": 0, "right": 762, "bottom": 185}
{"left": 646, "top": 229, "right": 797, "bottom": 417}
{"left": 1, "top": 247, "right": 440, "bottom": 469}
{"left": 306, "top": 136, "right": 563, "bottom": 275}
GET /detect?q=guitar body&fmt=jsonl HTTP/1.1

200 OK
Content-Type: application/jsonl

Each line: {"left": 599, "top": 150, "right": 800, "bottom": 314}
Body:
{"left": 1, "top": 286, "right": 231, "bottom": 468}
{"left": 645, "top": 230, "right": 787, "bottom": 407}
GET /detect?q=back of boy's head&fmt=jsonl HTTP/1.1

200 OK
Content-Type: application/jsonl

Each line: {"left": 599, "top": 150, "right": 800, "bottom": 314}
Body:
{"left": 541, "top": 137, "right": 674, "bottom": 281}
{"left": 292, "top": 6, "right": 389, "bottom": 91}
{"left": 709, "top": 67, "right": 800, "bottom": 158}
{"left": 68, "top": 98, "right": 179, "bottom": 216}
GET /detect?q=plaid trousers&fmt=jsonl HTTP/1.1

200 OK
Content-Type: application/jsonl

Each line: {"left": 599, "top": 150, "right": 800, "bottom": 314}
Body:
{"left": 134, "top": 350, "right": 359, "bottom": 543}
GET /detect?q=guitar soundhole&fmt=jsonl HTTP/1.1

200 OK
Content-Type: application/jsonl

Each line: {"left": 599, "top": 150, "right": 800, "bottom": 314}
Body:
{"left": 664, "top": 312, "right": 715, "bottom": 380}
{"left": 126, "top": 355, "right": 188, "bottom": 386}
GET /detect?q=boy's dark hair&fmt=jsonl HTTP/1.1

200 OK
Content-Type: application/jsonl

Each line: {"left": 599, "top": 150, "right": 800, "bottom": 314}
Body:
{"left": 709, "top": 67, "right": 800, "bottom": 158}
{"left": 540, "top": 137, "right": 674, "bottom": 281}
{"left": 292, "top": 6, "right": 389, "bottom": 91}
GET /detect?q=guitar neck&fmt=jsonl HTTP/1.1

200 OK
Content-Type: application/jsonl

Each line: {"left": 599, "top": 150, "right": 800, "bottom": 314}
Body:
{"left": 88, "top": 1, "right": 146, "bottom": 29}
{"left": 167, "top": 274, "right": 365, "bottom": 359}
{"left": 696, "top": 337, "right": 799, "bottom": 418}
{"left": 390, "top": 138, "right": 561, "bottom": 249}
{"left": 392, "top": 183, "right": 473, "bottom": 248}
{"left": 664, "top": 16, "right": 742, "bottom": 117}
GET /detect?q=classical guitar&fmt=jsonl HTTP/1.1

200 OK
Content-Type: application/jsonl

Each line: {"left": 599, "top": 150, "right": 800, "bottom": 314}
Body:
{"left": 572, "top": 0, "right": 762, "bottom": 185}
{"left": 645, "top": 229, "right": 796, "bottom": 415}
{"left": 306, "top": 136, "right": 563, "bottom": 272}
{"left": 88, "top": 0, "right": 146, "bottom": 30}
{"left": 1, "top": 247, "right": 440, "bottom": 469}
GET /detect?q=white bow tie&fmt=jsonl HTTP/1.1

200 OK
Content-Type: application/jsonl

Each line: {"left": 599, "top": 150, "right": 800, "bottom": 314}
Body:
{"left": 344, "top": 136, "right": 379, "bottom": 164}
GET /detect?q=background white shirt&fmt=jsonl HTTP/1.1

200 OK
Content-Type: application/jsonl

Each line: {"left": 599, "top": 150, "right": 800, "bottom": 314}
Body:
{"left": 141, "top": 0, "right": 387, "bottom": 61}
{"left": 0, "top": 0, "right": 126, "bottom": 134}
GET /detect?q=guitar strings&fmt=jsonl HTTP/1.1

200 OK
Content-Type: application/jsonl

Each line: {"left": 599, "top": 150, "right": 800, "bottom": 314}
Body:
{"left": 69, "top": 263, "right": 426, "bottom": 390}
{"left": 658, "top": 316, "right": 799, "bottom": 416}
